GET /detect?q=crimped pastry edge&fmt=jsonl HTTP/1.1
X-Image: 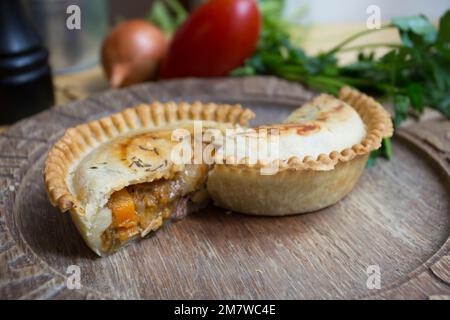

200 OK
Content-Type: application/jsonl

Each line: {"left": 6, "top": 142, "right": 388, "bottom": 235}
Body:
{"left": 221, "top": 87, "right": 394, "bottom": 171}
{"left": 44, "top": 101, "right": 255, "bottom": 213}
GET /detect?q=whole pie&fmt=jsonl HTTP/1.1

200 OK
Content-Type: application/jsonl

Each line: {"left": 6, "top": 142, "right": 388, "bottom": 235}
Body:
{"left": 44, "top": 87, "right": 392, "bottom": 255}
{"left": 44, "top": 101, "right": 255, "bottom": 255}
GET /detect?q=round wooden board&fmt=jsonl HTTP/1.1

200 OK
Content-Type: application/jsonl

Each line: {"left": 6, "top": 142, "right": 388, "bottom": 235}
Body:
{"left": 1, "top": 77, "right": 450, "bottom": 300}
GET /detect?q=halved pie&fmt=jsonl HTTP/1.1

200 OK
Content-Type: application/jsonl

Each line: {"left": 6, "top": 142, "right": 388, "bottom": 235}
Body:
{"left": 207, "top": 87, "right": 393, "bottom": 215}
{"left": 45, "top": 87, "right": 392, "bottom": 255}
{"left": 44, "top": 102, "right": 254, "bottom": 255}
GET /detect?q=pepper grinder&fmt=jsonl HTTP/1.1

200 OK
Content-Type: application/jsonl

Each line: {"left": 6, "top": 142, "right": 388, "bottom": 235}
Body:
{"left": 0, "top": 0, "right": 54, "bottom": 124}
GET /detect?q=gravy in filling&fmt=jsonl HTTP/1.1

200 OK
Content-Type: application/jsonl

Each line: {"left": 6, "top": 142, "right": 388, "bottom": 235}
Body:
{"left": 101, "top": 164, "right": 208, "bottom": 252}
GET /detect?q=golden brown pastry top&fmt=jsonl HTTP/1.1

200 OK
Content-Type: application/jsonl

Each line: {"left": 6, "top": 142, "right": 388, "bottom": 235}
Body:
{"left": 216, "top": 94, "right": 367, "bottom": 169}
{"left": 214, "top": 87, "right": 393, "bottom": 171}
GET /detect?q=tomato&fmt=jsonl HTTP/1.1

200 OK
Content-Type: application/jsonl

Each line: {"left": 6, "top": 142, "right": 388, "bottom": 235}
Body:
{"left": 160, "top": 0, "right": 261, "bottom": 78}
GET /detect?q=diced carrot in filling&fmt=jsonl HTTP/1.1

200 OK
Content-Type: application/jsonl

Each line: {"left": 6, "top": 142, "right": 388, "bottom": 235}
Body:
{"left": 107, "top": 189, "right": 138, "bottom": 229}
{"left": 102, "top": 164, "right": 209, "bottom": 253}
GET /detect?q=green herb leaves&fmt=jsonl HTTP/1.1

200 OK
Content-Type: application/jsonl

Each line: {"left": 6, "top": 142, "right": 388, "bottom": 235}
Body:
{"left": 392, "top": 14, "right": 437, "bottom": 47}
{"left": 147, "top": 0, "right": 187, "bottom": 35}
{"left": 393, "top": 95, "right": 410, "bottom": 126}
{"left": 367, "top": 138, "right": 392, "bottom": 167}
{"left": 438, "top": 10, "right": 450, "bottom": 44}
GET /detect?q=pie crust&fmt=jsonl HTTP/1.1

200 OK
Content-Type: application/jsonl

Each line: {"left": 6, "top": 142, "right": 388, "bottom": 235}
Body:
{"left": 44, "top": 101, "right": 254, "bottom": 255}
{"left": 206, "top": 87, "right": 393, "bottom": 215}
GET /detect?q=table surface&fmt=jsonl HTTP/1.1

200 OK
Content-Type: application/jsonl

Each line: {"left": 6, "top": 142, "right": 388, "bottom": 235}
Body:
{"left": 1, "top": 76, "right": 450, "bottom": 299}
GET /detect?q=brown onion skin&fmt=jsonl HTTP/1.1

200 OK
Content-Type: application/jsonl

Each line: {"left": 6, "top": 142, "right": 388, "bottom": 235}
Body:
{"left": 101, "top": 19, "right": 168, "bottom": 88}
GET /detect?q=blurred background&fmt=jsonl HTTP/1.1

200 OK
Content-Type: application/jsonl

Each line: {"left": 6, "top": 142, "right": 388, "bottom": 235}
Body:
{"left": 0, "top": 0, "right": 449, "bottom": 127}
{"left": 286, "top": 0, "right": 448, "bottom": 23}
{"left": 20, "top": 0, "right": 450, "bottom": 74}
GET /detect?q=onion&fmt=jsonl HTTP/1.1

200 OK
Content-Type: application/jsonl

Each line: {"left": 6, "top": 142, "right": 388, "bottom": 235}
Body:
{"left": 101, "top": 20, "right": 168, "bottom": 88}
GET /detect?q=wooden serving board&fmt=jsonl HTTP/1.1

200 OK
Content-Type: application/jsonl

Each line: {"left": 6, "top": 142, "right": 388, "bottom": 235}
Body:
{"left": 1, "top": 77, "right": 449, "bottom": 300}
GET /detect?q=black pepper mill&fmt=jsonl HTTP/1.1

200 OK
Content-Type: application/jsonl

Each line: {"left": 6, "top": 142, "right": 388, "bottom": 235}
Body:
{"left": 0, "top": 0, "right": 54, "bottom": 124}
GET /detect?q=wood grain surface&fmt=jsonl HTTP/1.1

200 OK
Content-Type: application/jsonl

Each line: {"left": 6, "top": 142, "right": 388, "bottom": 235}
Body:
{"left": 0, "top": 77, "right": 449, "bottom": 299}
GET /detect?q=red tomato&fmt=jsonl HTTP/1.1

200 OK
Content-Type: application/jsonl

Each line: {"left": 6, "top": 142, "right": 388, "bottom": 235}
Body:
{"left": 160, "top": 0, "right": 261, "bottom": 78}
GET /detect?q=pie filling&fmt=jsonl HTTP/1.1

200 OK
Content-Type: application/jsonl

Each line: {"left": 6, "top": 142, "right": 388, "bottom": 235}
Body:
{"left": 101, "top": 164, "right": 209, "bottom": 252}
